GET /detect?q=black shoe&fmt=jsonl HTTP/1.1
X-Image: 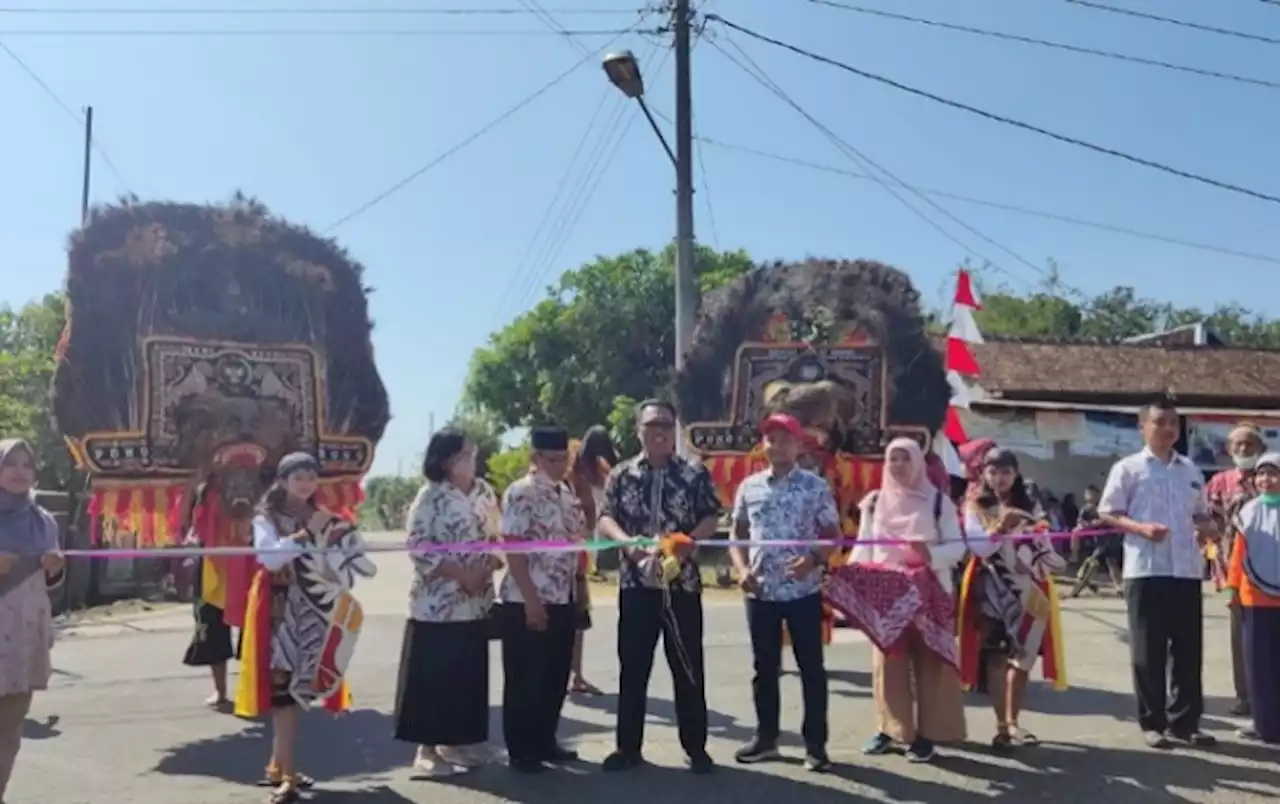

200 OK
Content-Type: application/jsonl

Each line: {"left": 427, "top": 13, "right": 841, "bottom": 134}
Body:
{"left": 540, "top": 745, "right": 579, "bottom": 763}
{"left": 509, "top": 757, "right": 546, "bottom": 774}
{"left": 905, "top": 738, "right": 936, "bottom": 763}
{"left": 601, "top": 751, "right": 644, "bottom": 772}
{"left": 1168, "top": 730, "right": 1217, "bottom": 748}
{"left": 803, "top": 750, "right": 832, "bottom": 773}
{"left": 687, "top": 752, "right": 715, "bottom": 774}
{"left": 733, "top": 739, "right": 779, "bottom": 765}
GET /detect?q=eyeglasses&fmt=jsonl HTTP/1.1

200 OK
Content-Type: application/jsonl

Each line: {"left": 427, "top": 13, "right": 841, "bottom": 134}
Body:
{"left": 641, "top": 420, "right": 676, "bottom": 431}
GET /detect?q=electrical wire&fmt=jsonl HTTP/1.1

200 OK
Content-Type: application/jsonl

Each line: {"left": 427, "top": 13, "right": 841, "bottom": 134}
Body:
{"left": 0, "top": 28, "right": 644, "bottom": 36}
{"left": 712, "top": 33, "right": 1053, "bottom": 290}
{"left": 696, "top": 136, "right": 1280, "bottom": 268}
{"left": 707, "top": 14, "right": 1280, "bottom": 206}
{"left": 512, "top": 44, "right": 675, "bottom": 315}
{"left": 324, "top": 30, "right": 632, "bottom": 232}
{"left": 807, "top": 0, "right": 1280, "bottom": 91}
{"left": 518, "top": 0, "right": 594, "bottom": 56}
{"left": 0, "top": 39, "right": 133, "bottom": 195}
{"left": 1064, "top": 0, "right": 1280, "bottom": 46}
{"left": 0, "top": 5, "right": 638, "bottom": 13}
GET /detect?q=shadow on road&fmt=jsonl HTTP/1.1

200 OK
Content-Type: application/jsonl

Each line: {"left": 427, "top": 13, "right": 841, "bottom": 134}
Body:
{"left": 152, "top": 705, "right": 610, "bottom": 784}
{"left": 21, "top": 715, "right": 61, "bottom": 740}
{"left": 571, "top": 692, "right": 758, "bottom": 744}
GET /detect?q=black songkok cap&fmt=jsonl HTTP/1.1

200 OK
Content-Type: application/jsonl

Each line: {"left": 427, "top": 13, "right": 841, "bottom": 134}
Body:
{"left": 276, "top": 451, "right": 319, "bottom": 479}
{"left": 982, "top": 446, "right": 1019, "bottom": 471}
{"left": 531, "top": 425, "right": 569, "bottom": 451}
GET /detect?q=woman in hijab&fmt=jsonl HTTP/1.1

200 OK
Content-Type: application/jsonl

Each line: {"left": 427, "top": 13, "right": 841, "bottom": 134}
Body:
{"left": 850, "top": 438, "right": 967, "bottom": 763}
{"left": 1226, "top": 452, "right": 1280, "bottom": 744}
{"left": 957, "top": 446, "right": 1067, "bottom": 752}
{"left": 0, "top": 439, "right": 64, "bottom": 800}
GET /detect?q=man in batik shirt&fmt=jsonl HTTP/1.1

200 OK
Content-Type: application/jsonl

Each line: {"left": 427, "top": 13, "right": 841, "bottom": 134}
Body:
{"left": 729, "top": 413, "right": 840, "bottom": 772}
{"left": 596, "top": 399, "right": 721, "bottom": 774}
{"left": 1206, "top": 423, "right": 1267, "bottom": 716}
{"left": 497, "top": 425, "right": 586, "bottom": 773}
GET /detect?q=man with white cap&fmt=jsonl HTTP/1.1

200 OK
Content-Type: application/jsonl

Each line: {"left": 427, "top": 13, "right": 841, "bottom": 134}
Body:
{"left": 1206, "top": 422, "right": 1268, "bottom": 716}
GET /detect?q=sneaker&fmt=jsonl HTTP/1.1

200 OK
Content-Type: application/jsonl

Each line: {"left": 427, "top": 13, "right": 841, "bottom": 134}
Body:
{"left": 905, "top": 738, "right": 936, "bottom": 763}
{"left": 733, "top": 739, "right": 780, "bottom": 764}
{"left": 862, "top": 732, "right": 893, "bottom": 755}
{"left": 803, "top": 750, "right": 832, "bottom": 773}
{"left": 1168, "top": 731, "right": 1217, "bottom": 748}
{"left": 601, "top": 751, "right": 644, "bottom": 772}
{"left": 687, "top": 752, "right": 715, "bottom": 774}
{"left": 1143, "top": 730, "right": 1172, "bottom": 750}
{"left": 437, "top": 745, "right": 489, "bottom": 768}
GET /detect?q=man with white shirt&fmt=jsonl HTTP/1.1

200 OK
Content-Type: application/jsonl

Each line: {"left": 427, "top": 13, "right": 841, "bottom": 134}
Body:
{"left": 1099, "top": 399, "right": 1219, "bottom": 750}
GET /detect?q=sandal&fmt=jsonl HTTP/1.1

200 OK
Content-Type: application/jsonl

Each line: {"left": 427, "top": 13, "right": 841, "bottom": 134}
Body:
{"left": 570, "top": 679, "right": 603, "bottom": 696}
{"left": 991, "top": 732, "right": 1015, "bottom": 753}
{"left": 259, "top": 772, "right": 314, "bottom": 789}
{"left": 268, "top": 784, "right": 300, "bottom": 804}
{"left": 1014, "top": 729, "right": 1040, "bottom": 746}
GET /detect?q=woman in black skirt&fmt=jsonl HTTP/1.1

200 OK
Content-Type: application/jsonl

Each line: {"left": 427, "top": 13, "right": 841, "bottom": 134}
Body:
{"left": 180, "top": 482, "right": 237, "bottom": 710}
{"left": 395, "top": 429, "right": 503, "bottom": 777}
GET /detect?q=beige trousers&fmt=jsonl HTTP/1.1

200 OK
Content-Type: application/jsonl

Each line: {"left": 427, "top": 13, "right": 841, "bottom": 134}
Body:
{"left": 1230, "top": 604, "right": 1249, "bottom": 705}
{"left": 0, "top": 692, "right": 32, "bottom": 801}
{"left": 873, "top": 633, "right": 967, "bottom": 744}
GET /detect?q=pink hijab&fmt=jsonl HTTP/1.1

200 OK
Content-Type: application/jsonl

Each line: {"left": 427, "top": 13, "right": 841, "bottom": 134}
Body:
{"left": 873, "top": 437, "right": 936, "bottom": 542}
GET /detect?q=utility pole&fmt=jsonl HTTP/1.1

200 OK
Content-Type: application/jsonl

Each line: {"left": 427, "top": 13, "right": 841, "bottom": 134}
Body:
{"left": 673, "top": 0, "right": 696, "bottom": 376}
{"left": 80, "top": 106, "right": 93, "bottom": 224}
{"left": 673, "top": 0, "right": 696, "bottom": 456}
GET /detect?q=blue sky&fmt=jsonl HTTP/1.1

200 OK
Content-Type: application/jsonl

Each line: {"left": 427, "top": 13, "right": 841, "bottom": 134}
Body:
{"left": 3, "top": 0, "right": 1278, "bottom": 477}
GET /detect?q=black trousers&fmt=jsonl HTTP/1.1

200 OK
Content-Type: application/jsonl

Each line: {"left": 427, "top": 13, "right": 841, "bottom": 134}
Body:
{"left": 498, "top": 602, "right": 576, "bottom": 762}
{"left": 1125, "top": 577, "right": 1203, "bottom": 735}
{"left": 616, "top": 588, "right": 707, "bottom": 757}
{"left": 746, "top": 593, "right": 828, "bottom": 750}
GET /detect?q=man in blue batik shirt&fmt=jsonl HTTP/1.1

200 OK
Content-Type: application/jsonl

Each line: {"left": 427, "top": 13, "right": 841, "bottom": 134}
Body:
{"left": 729, "top": 413, "right": 842, "bottom": 773}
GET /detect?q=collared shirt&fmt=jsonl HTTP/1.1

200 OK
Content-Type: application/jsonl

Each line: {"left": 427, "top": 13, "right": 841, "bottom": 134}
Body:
{"left": 1098, "top": 448, "right": 1208, "bottom": 580}
{"left": 498, "top": 471, "right": 586, "bottom": 605}
{"left": 405, "top": 478, "right": 501, "bottom": 623}
{"left": 601, "top": 453, "right": 722, "bottom": 593}
{"left": 731, "top": 467, "right": 839, "bottom": 602}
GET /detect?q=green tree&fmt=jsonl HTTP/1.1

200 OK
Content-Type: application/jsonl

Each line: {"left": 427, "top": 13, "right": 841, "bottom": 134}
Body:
{"left": 361, "top": 474, "right": 419, "bottom": 530}
{"left": 0, "top": 292, "right": 75, "bottom": 490}
{"left": 606, "top": 394, "right": 641, "bottom": 458}
{"left": 486, "top": 444, "right": 531, "bottom": 496}
{"left": 462, "top": 244, "right": 753, "bottom": 435}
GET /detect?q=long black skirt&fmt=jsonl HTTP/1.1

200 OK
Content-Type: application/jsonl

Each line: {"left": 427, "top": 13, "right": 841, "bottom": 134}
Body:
{"left": 1243, "top": 606, "right": 1280, "bottom": 743}
{"left": 393, "top": 618, "right": 490, "bottom": 747}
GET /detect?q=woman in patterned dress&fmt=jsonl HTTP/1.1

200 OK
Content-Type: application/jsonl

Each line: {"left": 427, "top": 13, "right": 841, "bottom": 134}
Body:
{"left": 394, "top": 429, "right": 503, "bottom": 776}
{"left": 237, "top": 452, "right": 377, "bottom": 804}
{"left": 566, "top": 425, "right": 616, "bottom": 696}
{"left": 0, "top": 439, "right": 64, "bottom": 802}
{"left": 958, "top": 447, "right": 1066, "bottom": 752}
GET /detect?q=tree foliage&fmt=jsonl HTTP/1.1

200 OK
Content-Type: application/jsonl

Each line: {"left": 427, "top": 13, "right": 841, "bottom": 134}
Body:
{"left": 360, "top": 474, "right": 419, "bottom": 530}
{"left": 972, "top": 264, "right": 1280, "bottom": 347}
{"left": 462, "top": 244, "right": 753, "bottom": 436}
{"left": 443, "top": 409, "right": 505, "bottom": 480}
{"left": 485, "top": 444, "right": 530, "bottom": 496}
{"left": 0, "top": 292, "right": 76, "bottom": 491}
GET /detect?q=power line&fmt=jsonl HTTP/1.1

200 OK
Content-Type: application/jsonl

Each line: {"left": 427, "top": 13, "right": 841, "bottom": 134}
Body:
{"left": 324, "top": 30, "right": 631, "bottom": 232}
{"left": 1064, "top": 0, "right": 1280, "bottom": 46}
{"left": 0, "top": 5, "right": 636, "bottom": 13}
{"left": 710, "top": 34, "right": 1047, "bottom": 289}
{"left": 697, "top": 136, "right": 1280, "bottom": 268}
{"left": 0, "top": 39, "right": 132, "bottom": 194}
{"left": 807, "top": 0, "right": 1280, "bottom": 90}
{"left": 707, "top": 14, "right": 1280, "bottom": 206}
{"left": 0, "top": 27, "right": 643, "bottom": 36}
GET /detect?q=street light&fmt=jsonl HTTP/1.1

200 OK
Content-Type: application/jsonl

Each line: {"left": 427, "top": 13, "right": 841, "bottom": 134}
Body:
{"left": 603, "top": 3, "right": 696, "bottom": 454}
{"left": 602, "top": 50, "right": 676, "bottom": 167}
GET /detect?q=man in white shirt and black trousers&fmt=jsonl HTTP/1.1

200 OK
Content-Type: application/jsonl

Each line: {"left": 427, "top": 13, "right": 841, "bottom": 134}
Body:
{"left": 1098, "top": 398, "right": 1219, "bottom": 750}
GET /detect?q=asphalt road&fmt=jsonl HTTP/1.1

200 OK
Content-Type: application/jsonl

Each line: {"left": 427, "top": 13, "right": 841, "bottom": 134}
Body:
{"left": 12, "top": 534, "right": 1279, "bottom": 803}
